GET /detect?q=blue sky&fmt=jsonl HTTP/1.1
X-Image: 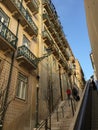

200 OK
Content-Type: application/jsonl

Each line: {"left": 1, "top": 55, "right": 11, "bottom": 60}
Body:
{"left": 52, "top": 0, "right": 93, "bottom": 80}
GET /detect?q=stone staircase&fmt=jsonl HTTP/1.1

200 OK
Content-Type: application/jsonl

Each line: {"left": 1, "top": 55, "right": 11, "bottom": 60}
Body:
{"left": 50, "top": 99, "right": 76, "bottom": 130}
{"left": 33, "top": 98, "right": 79, "bottom": 130}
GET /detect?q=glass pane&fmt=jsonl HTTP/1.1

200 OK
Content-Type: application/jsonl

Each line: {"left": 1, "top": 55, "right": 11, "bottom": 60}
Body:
{"left": 0, "top": 9, "right": 9, "bottom": 27}
{"left": 22, "top": 83, "right": 26, "bottom": 100}
{"left": 16, "top": 73, "right": 28, "bottom": 100}
{"left": 23, "top": 35, "right": 30, "bottom": 49}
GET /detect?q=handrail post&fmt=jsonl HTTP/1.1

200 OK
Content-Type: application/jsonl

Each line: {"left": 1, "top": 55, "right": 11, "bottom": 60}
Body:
{"left": 61, "top": 106, "right": 64, "bottom": 118}
{"left": 49, "top": 114, "right": 51, "bottom": 130}
{"left": 56, "top": 108, "right": 59, "bottom": 122}
{"left": 70, "top": 97, "right": 74, "bottom": 116}
{"left": 45, "top": 119, "right": 48, "bottom": 130}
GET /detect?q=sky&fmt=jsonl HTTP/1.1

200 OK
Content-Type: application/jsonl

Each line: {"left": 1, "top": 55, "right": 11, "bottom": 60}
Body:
{"left": 52, "top": 0, "right": 93, "bottom": 80}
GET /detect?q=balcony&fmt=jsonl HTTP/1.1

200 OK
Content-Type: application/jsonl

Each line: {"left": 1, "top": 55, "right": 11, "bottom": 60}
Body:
{"left": 59, "top": 42, "right": 64, "bottom": 51}
{"left": 52, "top": 45, "right": 59, "bottom": 59}
{"left": 54, "top": 19, "right": 61, "bottom": 32}
{"left": 0, "top": 21, "right": 17, "bottom": 52}
{"left": 2, "top": 0, "right": 38, "bottom": 36}
{"left": 16, "top": 45, "right": 38, "bottom": 70}
{"left": 54, "top": 33, "right": 61, "bottom": 45}
{"left": 43, "top": 30, "right": 53, "bottom": 46}
{"left": 51, "top": 29, "right": 57, "bottom": 39}
{"left": 63, "top": 50, "right": 70, "bottom": 61}
{"left": 70, "top": 56, "right": 75, "bottom": 63}
{"left": 63, "top": 60, "right": 68, "bottom": 70}
{"left": 68, "top": 68, "right": 73, "bottom": 76}
{"left": 42, "top": 0, "right": 57, "bottom": 18}
{"left": 62, "top": 38, "right": 68, "bottom": 48}
{"left": 43, "top": 13, "right": 51, "bottom": 27}
{"left": 59, "top": 53, "right": 68, "bottom": 70}
{"left": 57, "top": 44, "right": 69, "bottom": 61}
{"left": 24, "top": 0, "right": 39, "bottom": 14}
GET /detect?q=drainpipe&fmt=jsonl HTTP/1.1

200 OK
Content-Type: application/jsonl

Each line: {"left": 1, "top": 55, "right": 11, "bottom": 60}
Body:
{"left": 59, "top": 66, "right": 63, "bottom": 101}
{"left": 35, "top": 76, "right": 40, "bottom": 128}
{"left": 1, "top": 20, "right": 19, "bottom": 130}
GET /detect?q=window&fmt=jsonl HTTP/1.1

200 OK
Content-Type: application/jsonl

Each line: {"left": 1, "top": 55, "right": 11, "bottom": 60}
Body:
{"left": 16, "top": 73, "right": 28, "bottom": 100}
{"left": 0, "top": 8, "right": 9, "bottom": 27}
{"left": 22, "top": 35, "right": 30, "bottom": 49}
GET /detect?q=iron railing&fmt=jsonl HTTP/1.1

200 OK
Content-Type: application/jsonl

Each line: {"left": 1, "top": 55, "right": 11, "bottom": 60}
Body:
{"left": 71, "top": 80, "right": 91, "bottom": 130}
{"left": 36, "top": 96, "right": 61, "bottom": 130}
{"left": 31, "top": 0, "right": 39, "bottom": 10}
{"left": 12, "top": 0, "right": 38, "bottom": 35}
{"left": 0, "top": 21, "right": 18, "bottom": 49}
{"left": 17, "top": 45, "right": 38, "bottom": 69}
{"left": 42, "top": 0, "right": 58, "bottom": 18}
{"left": 24, "top": 0, "right": 39, "bottom": 14}
{"left": 43, "top": 30, "right": 54, "bottom": 46}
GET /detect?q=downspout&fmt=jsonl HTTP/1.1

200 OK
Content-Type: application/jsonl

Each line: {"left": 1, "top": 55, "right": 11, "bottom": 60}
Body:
{"left": 59, "top": 66, "right": 63, "bottom": 101}
{"left": 34, "top": 0, "right": 43, "bottom": 128}
{"left": 1, "top": 20, "right": 19, "bottom": 129}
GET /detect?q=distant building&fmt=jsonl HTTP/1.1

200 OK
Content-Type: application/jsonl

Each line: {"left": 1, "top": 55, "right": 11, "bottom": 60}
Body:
{"left": 84, "top": 0, "right": 98, "bottom": 79}
{"left": 74, "top": 59, "right": 85, "bottom": 90}
{"left": 0, "top": 0, "right": 85, "bottom": 130}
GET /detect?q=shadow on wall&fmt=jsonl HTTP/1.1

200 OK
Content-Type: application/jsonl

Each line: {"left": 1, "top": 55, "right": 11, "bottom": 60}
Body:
{"left": 3, "top": 106, "right": 31, "bottom": 130}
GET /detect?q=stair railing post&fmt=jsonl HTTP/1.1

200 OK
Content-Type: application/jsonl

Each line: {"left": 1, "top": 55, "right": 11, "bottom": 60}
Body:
{"left": 61, "top": 106, "right": 64, "bottom": 118}
{"left": 56, "top": 108, "right": 59, "bottom": 122}
{"left": 70, "top": 97, "right": 74, "bottom": 116}
{"left": 45, "top": 119, "right": 48, "bottom": 130}
{"left": 49, "top": 114, "right": 51, "bottom": 130}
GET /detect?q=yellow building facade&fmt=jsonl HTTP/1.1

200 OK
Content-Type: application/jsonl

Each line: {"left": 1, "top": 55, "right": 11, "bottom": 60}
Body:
{"left": 0, "top": 0, "right": 85, "bottom": 130}
{"left": 84, "top": 0, "right": 98, "bottom": 79}
{"left": 74, "top": 59, "right": 85, "bottom": 90}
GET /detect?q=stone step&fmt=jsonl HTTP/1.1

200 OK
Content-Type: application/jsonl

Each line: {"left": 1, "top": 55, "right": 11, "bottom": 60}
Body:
{"left": 35, "top": 99, "right": 78, "bottom": 130}
{"left": 24, "top": 127, "right": 29, "bottom": 130}
{"left": 51, "top": 128, "right": 61, "bottom": 130}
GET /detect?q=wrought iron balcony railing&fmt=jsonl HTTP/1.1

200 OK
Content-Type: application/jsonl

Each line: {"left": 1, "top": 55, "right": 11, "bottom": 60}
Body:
{"left": 52, "top": 45, "right": 59, "bottom": 58}
{"left": 17, "top": 45, "right": 38, "bottom": 69}
{"left": 43, "top": 13, "right": 51, "bottom": 27}
{"left": 69, "top": 56, "right": 75, "bottom": 63}
{"left": 2, "top": 0, "right": 38, "bottom": 36}
{"left": 24, "top": 0, "right": 39, "bottom": 14}
{"left": 68, "top": 68, "right": 73, "bottom": 76}
{"left": 42, "top": 0, "right": 58, "bottom": 18}
{"left": 0, "top": 21, "right": 18, "bottom": 51}
{"left": 43, "top": 30, "right": 53, "bottom": 46}
{"left": 59, "top": 53, "right": 68, "bottom": 70}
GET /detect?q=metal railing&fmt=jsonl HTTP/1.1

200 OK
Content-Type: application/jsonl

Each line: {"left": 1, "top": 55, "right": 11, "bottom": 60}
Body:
{"left": 43, "top": 13, "right": 50, "bottom": 23}
{"left": 69, "top": 80, "right": 91, "bottom": 130}
{"left": 31, "top": 0, "right": 39, "bottom": 10}
{"left": 36, "top": 96, "right": 61, "bottom": 130}
{"left": 43, "top": 30, "right": 53, "bottom": 46}
{"left": 0, "top": 21, "right": 18, "bottom": 49}
{"left": 11, "top": 0, "right": 38, "bottom": 35}
{"left": 17, "top": 45, "right": 38, "bottom": 69}
{"left": 42, "top": 0, "right": 58, "bottom": 18}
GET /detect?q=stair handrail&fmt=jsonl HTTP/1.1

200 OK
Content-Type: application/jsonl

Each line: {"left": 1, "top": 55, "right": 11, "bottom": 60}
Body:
{"left": 68, "top": 80, "right": 91, "bottom": 130}
{"left": 35, "top": 96, "right": 61, "bottom": 130}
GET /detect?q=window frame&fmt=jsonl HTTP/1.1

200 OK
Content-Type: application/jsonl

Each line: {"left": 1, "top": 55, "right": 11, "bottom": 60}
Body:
{"left": 0, "top": 8, "right": 10, "bottom": 27}
{"left": 16, "top": 72, "right": 28, "bottom": 101}
{"left": 22, "top": 35, "right": 31, "bottom": 49}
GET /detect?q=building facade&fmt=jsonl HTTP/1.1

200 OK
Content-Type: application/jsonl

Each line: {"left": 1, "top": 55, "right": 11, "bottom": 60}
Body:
{"left": 0, "top": 0, "right": 85, "bottom": 130}
{"left": 84, "top": 0, "right": 98, "bottom": 79}
{"left": 74, "top": 59, "right": 85, "bottom": 90}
